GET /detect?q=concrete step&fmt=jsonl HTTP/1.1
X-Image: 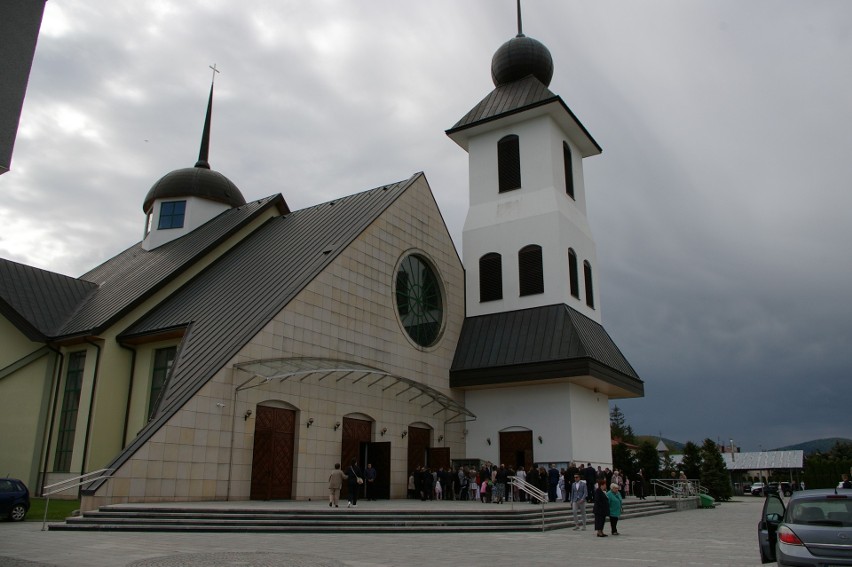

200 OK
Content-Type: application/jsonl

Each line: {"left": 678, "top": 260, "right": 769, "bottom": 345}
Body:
{"left": 50, "top": 499, "right": 676, "bottom": 533}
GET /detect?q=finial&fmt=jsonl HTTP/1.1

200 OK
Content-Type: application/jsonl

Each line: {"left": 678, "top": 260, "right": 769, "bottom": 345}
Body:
{"left": 516, "top": 0, "right": 524, "bottom": 37}
{"left": 196, "top": 65, "right": 218, "bottom": 169}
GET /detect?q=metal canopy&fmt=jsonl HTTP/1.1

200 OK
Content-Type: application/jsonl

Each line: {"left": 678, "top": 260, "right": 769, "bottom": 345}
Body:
{"left": 233, "top": 357, "right": 476, "bottom": 424}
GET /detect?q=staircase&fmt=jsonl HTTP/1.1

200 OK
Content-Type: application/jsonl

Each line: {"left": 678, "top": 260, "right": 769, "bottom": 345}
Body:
{"left": 49, "top": 499, "right": 675, "bottom": 533}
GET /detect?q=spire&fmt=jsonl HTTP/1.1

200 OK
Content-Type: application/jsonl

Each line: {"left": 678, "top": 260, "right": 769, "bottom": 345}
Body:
{"left": 516, "top": 0, "right": 524, "bottom": 37}
{"left": 195, "top": 64, "right": 219, "bottom": 169}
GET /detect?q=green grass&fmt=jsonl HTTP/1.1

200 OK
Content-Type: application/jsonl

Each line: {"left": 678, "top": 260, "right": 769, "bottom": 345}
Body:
{"left": 25, "top": 497, "right": 81, "bottom": 522}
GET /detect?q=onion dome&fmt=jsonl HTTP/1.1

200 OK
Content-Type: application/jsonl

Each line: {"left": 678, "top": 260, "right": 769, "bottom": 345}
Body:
{"left": 142, "top": 78, "right": 246, "bottom": 212}
{"left": 491, "top": 34, "right": 553, "bottom": 87}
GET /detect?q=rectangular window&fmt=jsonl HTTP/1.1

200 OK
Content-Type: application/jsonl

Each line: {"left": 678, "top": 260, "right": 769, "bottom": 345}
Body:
{"left": 148, "top": 346, "right": 177, "bottom": 420}
{"left": 158, "top": 200, "right": 186, "bottom": 229}
{"left": 54, "top": 351, "right": 86, "bottom": 473}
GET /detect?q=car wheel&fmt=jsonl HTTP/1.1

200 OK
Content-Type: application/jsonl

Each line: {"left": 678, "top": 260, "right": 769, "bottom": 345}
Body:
{"left": 10, "top": 504, "right": 27, "bottom": 522}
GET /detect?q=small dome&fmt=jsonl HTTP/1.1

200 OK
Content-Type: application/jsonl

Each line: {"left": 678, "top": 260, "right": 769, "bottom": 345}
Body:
{"left": 491, "top": 34, "right": 554, "bottom": 87}
{"left": 143, "top": 164, "right": 246, "bottom": 212}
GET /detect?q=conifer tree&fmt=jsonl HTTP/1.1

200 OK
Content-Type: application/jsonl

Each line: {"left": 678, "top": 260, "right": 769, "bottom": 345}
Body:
{"left": 681, "top": 441, "right": 702, "bottom": 480}
{"left": 699, "top": 438, "right": 732, "bottom": 501}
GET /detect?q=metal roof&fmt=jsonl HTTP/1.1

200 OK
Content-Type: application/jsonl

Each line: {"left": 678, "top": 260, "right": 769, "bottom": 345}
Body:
{"left": 450, "top": 303, "right": 643, "bottom": 398}
{"left": 0, "top": 258, "right": 96, "bottom": 340}
{"left": 446, "top": 74, "right": 602, "bottom": 157}
{"left": 722, "top": 451, "right": 804, "bottom": 471}
{"left": 234, "top": 357, "right": 474, "bottom": 424}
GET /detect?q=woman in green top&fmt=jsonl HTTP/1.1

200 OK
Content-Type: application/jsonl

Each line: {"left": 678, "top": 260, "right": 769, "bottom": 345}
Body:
{"left": 607, "top": 482, "right": 623, "bottom": 535}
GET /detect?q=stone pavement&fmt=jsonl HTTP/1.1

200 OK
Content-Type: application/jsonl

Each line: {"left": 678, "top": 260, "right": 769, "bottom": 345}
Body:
{"left": 0, "top": 497, "right": 768, "bottom": 567}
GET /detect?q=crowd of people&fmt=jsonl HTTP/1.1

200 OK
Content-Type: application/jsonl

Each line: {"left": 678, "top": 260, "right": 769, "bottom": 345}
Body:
{"left": 330, "top": 459, "right": 644, "bottom": 536}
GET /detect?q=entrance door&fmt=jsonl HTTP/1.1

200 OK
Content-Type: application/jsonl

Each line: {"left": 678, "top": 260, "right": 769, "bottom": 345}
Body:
{"left": 407, "top": 426, "right": 430, "bottom": 475}
{"left": 364, "top": 441, "right": 391, "bottom": 499}
{"left": 250, "top": 406, "right": 295, "bottom": 500}
{"left": 341, "top": 416, "right": 372, "bottom": 500}
{"left": 500, "top": 430, "right": 533, "bottom": 471}
{"left": 428, "top": 447, "right": 450, "bottom": 471}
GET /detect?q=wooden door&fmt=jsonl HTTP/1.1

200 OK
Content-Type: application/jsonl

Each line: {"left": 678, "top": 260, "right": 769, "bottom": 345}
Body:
{"left": 407, "top": 425, "right": 431, "bottom": 475}
{"left": 428, "top": 447, "right": 450, "bottom": 471}
{"left": 341, "top": 417, "right": 372, "bottom": 499}
{"left": 250, "top": 406, "right": 295, "bottom": 500}
{"left": 500, "top": 430, "right": 533, "bottom": 470}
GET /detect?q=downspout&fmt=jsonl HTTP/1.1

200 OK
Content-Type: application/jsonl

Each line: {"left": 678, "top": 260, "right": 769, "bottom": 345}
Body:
{"left": 39, "top": 345, "right": 64, "bottom": 497}
{"left": 79, "top": 339, "right": 102, "bottom": 496}
{"left": 118, "top": 342, "right": 137, "bottom": 449}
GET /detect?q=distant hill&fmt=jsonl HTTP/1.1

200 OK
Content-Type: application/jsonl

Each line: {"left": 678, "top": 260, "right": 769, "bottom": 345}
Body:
{"left": 772, "top": 437, "right": 852, "bottom": 456}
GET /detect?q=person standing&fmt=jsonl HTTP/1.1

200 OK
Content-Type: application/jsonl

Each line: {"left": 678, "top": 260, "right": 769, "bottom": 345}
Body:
{"left": 364, "top": 463, "right": 377, "bottom": 501}
{"left": 607, "top": 482, "right": 623, "bottom": 535}
{"left": 346, "top": 458, "right": 362, "bottom": 508}
{"left": 328, "top": 463, "right": 347, "bottom": 508}
{"left": 494, "top": 464, "right": 508, "bottom": 504}
{"left": 515, "top": 466, "right": 526, "bottom": 502}
{"left": 635, "top": 469, "right": 646, "bottom": 500}
{"left": 593, "top": 478, "right": 609, "bottom": 537}
{"left": 548, "top": 464, "right": 560, "bottom": 502}
{"left": 568, "top": 472, "right": 587, "bottom": 530}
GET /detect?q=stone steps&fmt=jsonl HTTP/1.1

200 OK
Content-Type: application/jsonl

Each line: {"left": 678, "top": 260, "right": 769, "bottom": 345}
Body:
{"left": 50, "top": 499, "right": 676, "bottom": 533}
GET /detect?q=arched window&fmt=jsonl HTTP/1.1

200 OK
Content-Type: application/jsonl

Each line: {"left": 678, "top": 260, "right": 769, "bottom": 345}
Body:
{"left": 563, "top": 141, "right": 575, "bottom": 199}
{"left": 479, "top": 253, "right": 503, "bottom": 302}
{"left": 518, "top": 245, "right": 544, "bottom": 296}
{"left": 583, "top": 260, "right": 595, "bottom": 308}
{"left": 568, "top": 248, "right": 579, "bottom": 299}
{"left": 498, "top": 134, "right": 521, "bottom": 193}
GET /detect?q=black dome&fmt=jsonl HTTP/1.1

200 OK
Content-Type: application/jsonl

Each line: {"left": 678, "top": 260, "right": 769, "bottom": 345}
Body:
{"left": 491, "top": 35, "right": 554, "bottom": 87}
{"left": 143, "top": 165, "right": 246, "bottom": 212}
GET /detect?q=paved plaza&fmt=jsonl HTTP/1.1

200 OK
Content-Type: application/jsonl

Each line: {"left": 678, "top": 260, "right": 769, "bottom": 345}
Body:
{"left": 0, "top": 497, "right": 768, "bottom": 567}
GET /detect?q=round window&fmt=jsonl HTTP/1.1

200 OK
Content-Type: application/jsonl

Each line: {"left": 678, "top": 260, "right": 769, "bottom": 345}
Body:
{"left": 395, "top": 254, "right": 444, "bottom": 347}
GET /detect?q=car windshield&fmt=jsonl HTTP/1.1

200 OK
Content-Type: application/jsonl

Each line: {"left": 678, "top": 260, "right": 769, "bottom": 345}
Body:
{"left": 788, "top": 497, "right": 852, "bottom": 527}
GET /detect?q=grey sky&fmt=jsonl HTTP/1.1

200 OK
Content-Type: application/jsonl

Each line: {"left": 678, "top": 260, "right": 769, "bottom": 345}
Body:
{"left": 3, "top": 1, "right": 851, "bottom": 451}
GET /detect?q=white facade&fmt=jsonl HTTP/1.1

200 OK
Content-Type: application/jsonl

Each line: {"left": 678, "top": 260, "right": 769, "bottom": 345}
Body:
{"left": 143, "top": 196, "right": 232, "bottom": 250}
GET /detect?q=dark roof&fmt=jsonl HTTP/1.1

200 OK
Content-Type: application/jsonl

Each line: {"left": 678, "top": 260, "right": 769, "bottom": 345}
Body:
{"left": 142, "top": 165, "right": 246, "bottom": 213}
{"left": 450, "top": 303, "right": 643, "bottom": 397}
{"left": 491, "top": 35, "right": 553, "bottom": 87}
{"left": 0, "top": 259, "right": 96, "bottom": 340}
{"left": 446, "top": 75, "right": 602, "bottom": 157}
{"left": 87, "top": 174, "right": 422, "bottom": 492}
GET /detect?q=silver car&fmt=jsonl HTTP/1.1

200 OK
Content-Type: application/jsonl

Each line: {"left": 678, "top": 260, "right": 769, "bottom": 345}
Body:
{"left": 758, "top": 488, "right": 852, "bottom": 565}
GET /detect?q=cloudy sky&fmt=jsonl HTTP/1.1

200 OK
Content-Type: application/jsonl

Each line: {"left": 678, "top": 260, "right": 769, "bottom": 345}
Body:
{"left": 3, "top": 0, "right": 851, "bottom": 452}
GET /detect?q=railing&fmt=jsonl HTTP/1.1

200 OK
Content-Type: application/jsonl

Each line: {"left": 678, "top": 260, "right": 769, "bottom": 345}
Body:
{"left": 41, "top": 469, "right": 112, "bottom": 531}
{"left": 650, "top": 478, "right": 707, "bottom": 500}
{"left": 508, "top": 477, "right": 548, "bottom": 530}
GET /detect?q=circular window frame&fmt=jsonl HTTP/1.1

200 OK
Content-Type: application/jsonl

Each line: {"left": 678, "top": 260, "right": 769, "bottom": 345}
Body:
{"left": 392, "top": 251, "right": 447, "bottom": 350}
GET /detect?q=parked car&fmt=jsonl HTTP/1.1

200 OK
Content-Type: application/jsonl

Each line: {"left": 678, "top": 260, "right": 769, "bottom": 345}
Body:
{"left": 743, "top": 483, "right": 753, "bottom": 495}
{"left": 779, "top": 482, "right": 793, "bottom": 497}
{"left": 758, "top": 488, "right": 852, "bottom": 565}
{"left": 0, "top": 477, "right": 30, "bottom": 522}
{"left": 751, "top": 482, "right": 766, "bottom": 496}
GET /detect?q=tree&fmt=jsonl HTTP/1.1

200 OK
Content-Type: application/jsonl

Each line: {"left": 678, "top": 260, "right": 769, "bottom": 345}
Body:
{"left": 635, "top": 440, "right": 660, "bottom": 483}
{"left": 609, "top": 404, "right": 636, "bottom": 444}
{"left": 699, "top": 438, "right": 732, "bottom": 501}
{"left": 681, "top": 441, "right": 702, "bottom": 480}
{"left": 612, "top": 441, "right": 637, "bottom": 484}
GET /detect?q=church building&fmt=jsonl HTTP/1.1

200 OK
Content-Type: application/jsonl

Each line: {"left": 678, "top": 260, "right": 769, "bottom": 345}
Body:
{"left": 0, "top": 13, "right": 642, "bottom": 508}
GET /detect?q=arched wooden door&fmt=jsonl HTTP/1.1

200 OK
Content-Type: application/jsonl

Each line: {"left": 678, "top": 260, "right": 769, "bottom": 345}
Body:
{"left": 250, "top": 406, "right": 295, "bottom": 500}
{"left": 341, "top": 416, "right": 372, "bottom": 500}
{"left": 500, "top": 430, "right": 533, "bottom": 470}
{"left": 407, "top": 425, "right": 431, "bottom": 474}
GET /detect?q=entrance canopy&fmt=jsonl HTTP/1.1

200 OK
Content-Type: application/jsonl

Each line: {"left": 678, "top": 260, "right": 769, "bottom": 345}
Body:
{"left": 233, "top": 357, "right": 476, "bottom": 424}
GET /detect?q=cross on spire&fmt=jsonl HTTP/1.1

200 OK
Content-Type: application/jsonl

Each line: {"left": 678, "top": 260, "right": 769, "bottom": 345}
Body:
{"left": 209, "top": 63, "right": 220, "bottom": 85}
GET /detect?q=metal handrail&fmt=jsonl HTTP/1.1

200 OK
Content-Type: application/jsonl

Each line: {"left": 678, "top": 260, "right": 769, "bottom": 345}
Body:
{"left": 41, "top": 468, "right": 112, "bottom": 531}
{"left": 650, "top": 478, "right": 707, "bottom": 500}
{"left": 508, "top": 477, "right": 548, "bottom": 530}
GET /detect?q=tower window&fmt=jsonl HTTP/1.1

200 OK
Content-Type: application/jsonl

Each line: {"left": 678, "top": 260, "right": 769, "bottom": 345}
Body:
{"left": 563, "top": 141, "right": 575, "bottom": 199}
{"left": 568, "top": 248, "right": 579, "bottom": 299}
{"left": 498, "top": 135, "right": 521, "bottom": 193}
{"left": 479, "top": 253, "right": 503, "bottom": 302}
{"left": 584, "top": 260, "right": 595, "bottom": 308}
{"left": 158, "top": 200, "right": 186, "bottom": 229}
{"left": 518, "top": 245, "right": 544, "bottom": 296}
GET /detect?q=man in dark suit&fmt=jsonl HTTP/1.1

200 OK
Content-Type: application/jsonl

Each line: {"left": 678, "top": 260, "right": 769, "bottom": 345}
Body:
{"left": 547, "top": 464, "right": 560, "bottom": 502}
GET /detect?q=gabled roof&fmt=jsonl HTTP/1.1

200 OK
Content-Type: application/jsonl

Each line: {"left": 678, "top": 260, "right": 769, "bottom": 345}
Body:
{"left": 450, "top": 303, "right": 642, "bottom": 398}
{"left": 722, "top": 451, "right": 804, "bottom": 471}
{"left": 0, "top": 259, "right": 96, "bottom": 340}
{"left": 87, "top": 174, "right": 425, "bottom": 492}
{"left": 446, "top": 74, "right": 602, "bottom": 157}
